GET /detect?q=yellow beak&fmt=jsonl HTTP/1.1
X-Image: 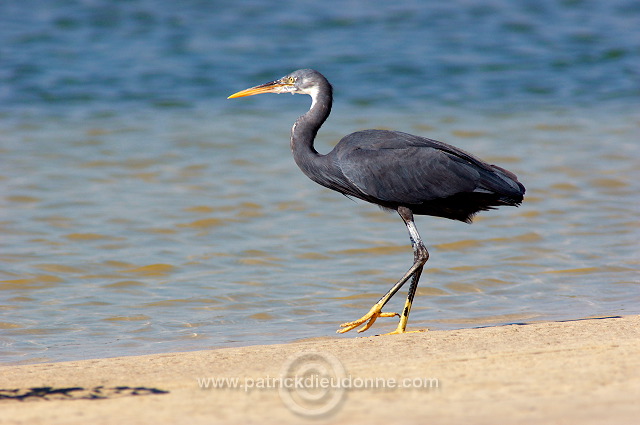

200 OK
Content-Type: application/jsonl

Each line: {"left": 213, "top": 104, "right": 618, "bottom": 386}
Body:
{"left": 227, "top": 80, "right": 294, "bottom": 99}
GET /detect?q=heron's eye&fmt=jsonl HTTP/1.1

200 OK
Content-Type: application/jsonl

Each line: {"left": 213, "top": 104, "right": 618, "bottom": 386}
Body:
{"left": 283, "top": 76, "right": 296, "bottom": 84}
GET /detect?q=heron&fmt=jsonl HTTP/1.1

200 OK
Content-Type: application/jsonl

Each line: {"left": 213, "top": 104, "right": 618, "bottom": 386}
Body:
{"left": 228, "top": 69, "right": 525, "bottom": 335}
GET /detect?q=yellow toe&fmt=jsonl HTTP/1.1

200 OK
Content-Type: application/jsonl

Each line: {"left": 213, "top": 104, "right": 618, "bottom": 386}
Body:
{"left": 336, "top": 307, "right": 399, "bottom": 334}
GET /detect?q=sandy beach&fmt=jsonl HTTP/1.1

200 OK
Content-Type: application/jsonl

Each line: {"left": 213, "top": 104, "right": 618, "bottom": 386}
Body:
{"left": 2, "top": 315, "right": 639, "bottom": 424}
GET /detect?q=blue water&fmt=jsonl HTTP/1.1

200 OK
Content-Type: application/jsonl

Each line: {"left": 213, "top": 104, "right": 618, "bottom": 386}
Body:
{"left": 1, "top": 0, "right": 639, "bottom": 364}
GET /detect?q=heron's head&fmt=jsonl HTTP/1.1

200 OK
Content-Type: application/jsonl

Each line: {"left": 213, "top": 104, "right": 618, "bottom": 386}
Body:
{"left": 227, "top": 69, "right": 327, "bottom": 99}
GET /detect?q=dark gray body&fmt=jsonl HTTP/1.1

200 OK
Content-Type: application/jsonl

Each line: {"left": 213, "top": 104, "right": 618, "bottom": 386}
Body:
{"left": 306, "top": 128, "right": 524, "bottom": 223}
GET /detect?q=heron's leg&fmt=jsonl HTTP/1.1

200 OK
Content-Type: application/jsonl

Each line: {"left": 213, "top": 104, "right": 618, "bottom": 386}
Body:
{"left": 386, "top": 207, "right": 429, "bottom": 334}
{"left": 335, "top": 264, "right": 418, "bottom": 334}
{"left": 337, "top": 207, "right": 429, "bottom": 334}
{"left": 392, "top": 264, "right": 424, "bottom": 333}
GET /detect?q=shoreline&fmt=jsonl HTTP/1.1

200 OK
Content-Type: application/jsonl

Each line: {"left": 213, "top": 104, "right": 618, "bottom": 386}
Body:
{"left": 2, "top": 315, "right": 639, "bottom": 424}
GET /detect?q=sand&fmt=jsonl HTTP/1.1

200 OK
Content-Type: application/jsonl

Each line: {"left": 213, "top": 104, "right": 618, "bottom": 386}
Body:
{"left": 2, "top": 315, "right": 639, "bottom": 425}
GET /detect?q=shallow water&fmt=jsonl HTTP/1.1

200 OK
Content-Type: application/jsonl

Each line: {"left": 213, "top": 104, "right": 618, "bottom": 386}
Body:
{"left": 1, "top": 0, "right": 639, "bottom": 364}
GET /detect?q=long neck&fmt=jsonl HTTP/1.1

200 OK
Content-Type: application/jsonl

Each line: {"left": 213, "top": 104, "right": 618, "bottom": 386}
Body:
{"left": 290, "top": 80, "right": 335, "bottom": 186}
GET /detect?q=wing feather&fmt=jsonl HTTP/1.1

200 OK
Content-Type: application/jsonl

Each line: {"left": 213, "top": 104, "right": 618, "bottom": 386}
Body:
{"left": 336, "top": 130, "right": 505, "bottom": 204}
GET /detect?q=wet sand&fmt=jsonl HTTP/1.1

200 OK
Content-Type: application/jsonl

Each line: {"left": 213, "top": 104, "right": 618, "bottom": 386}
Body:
{"left": 2, "top": 315, "right": 639, "bottom": 424}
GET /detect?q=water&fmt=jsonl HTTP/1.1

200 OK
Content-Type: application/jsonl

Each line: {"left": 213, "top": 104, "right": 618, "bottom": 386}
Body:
{"left": 1, "top": 0, "right": 639, "bottom": 364}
